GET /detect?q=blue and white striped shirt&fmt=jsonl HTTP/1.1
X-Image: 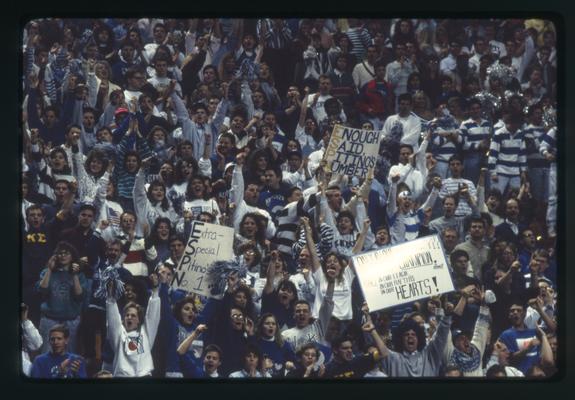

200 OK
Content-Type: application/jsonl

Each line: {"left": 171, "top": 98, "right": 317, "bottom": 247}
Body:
{"left": 523, "top": 123, "right": 548, "bottom": 168}
{"left": 460, "top": 118, "right": 492, "bottom": 153}
{"left": 430, "top": 117, "right": 462, "bottom": 162}
{"left": 488, "top": 126, "right": 527, "bottom": 177}
{"left": 439, "top": 178, "right": 477, "bottom": 217}
{"left": 539, "top": 127, "right": 556, "bottom": 163}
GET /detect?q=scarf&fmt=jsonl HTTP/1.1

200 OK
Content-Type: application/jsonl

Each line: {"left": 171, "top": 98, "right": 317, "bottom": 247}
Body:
{"left": 449, "top": 343, "right": 481, "bottom": 373}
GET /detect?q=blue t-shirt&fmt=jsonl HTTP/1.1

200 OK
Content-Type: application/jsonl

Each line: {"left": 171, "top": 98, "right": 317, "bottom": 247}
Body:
{"left": 30, "top": 352, "right": 87, "bottom": 378}
{"left": 498, "top": 327, "right": 540, "bottom": 374}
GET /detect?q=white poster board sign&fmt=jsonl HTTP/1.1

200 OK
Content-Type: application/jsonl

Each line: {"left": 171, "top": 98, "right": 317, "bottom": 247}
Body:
{"left": 323, "top": 124, "right": 381, "bottom": 178}
{"left": 171, "top": 221, "right": 234, "bottom": 298}
{"left": 351, "top": 235, "right": 454, "bottom": 312}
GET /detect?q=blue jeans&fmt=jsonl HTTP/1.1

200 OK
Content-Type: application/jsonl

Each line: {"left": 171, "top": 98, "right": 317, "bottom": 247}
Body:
{"left": 492, "top": 175, "right": 521, "bottom": 196}
{"left": 434, "top": 160, "right": 450, "bottom": 179}
{"left": 529, "top": 167, "right": 549, "bottom": 202}
{"left": 463, "top": 152, "right": 483, "bottom": 187}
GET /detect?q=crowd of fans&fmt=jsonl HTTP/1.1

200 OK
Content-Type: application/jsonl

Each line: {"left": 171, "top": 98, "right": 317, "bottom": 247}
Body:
{"left": 20, "top": 17, "right": 558, "bottom": 379}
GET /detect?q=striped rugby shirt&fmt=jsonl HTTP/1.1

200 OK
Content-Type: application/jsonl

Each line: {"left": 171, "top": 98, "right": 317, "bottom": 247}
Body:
{"left": 439, "top": 178, "right": 477, "bottom": 217}
{"left": 488, "top": 126, "right": 527, "bottom": 177}
{"left": 460, "top": 117, "right": 492, "bottom": 154}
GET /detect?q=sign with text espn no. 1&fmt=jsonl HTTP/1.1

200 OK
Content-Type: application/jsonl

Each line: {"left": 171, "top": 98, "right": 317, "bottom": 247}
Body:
{"left": 351, "top": 235, "right": 455, "bottom": 312}
{"left": 171, "top": 221, "right": 234, "bottom": 298}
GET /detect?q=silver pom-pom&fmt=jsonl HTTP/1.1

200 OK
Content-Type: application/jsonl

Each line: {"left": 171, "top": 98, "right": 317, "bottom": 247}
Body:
{"left": 473, "top": 91, "right": 502, "bottom": 120}
{"left": 543, "top": 106, "right": 557, "bottom": 129}
{"left": 487, "top": 63, "right": 515, "bottom": 85}
{"left": 94, "top": 266, "right": 125, "bottom": 300}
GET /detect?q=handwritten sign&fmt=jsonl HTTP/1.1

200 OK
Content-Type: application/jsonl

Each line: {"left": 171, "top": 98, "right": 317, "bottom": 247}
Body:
{"left": 171, "top": 221, "right": 234, "bottom": 298}
{"left": 351, "top": 235, "right": 454, "bottom": 312}
{"left": 324, "top": 124, "right": 381, "bottom": 177}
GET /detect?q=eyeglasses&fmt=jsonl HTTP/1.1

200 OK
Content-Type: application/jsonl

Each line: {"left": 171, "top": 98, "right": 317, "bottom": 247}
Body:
{"left": 231, "top": 314, "right": 244, "bottom": 319}
{"left": 56, "top": 250, "right": 71, "bottom": 256}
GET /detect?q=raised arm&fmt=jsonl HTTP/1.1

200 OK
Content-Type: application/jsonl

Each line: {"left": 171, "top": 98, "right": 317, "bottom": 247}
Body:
{"left": 263, "top": 250, "right": 280, "bottom": 295}
{"left": 144, "top": 274, "right": 162, "bottom": 347}
{"left": 317, "top": 278, "right": 335, "bottom": 340}
{"left": 361, "top": 305, "right": 390, "bottom": 358}
{"left": 177, "top": 324, "right": 208, "bottom": 355}
{"left": 352, "top": 218, "right": 371, "bottom": 255}
{"left": 301, "top": 216, "right": 321, "bottom": 273}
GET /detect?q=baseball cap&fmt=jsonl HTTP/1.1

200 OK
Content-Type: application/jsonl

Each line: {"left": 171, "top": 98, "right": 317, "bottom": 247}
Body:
{"left": 114, "top": 107, "right": 129, "bottom": 116}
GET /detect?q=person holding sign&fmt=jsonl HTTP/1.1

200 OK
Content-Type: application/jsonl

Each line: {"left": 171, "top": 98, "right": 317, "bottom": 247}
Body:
{"left": 301, "top": 216, "right": 360, "bottom": 326}
{"left": 387, "top": 173, "right": 442, "bottom": 244}
{"left": 380, "top": 300, "right": 453, "bottom": 377}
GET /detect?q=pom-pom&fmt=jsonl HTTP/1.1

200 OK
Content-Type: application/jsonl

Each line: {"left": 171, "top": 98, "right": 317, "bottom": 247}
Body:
{"left": 473, "top": 91, "right": 502, "bottom": 120}
{"left": 543, "top": 106, "right": 557, "bottom": 129}
{"left": 207, "top": 256, "right": 248, "bottom": 297}
{"left": 487, "top": 63, "right": 514, "bottom": 86}
{"left": 94, "top": 266, "right": 125, "bottom": 300}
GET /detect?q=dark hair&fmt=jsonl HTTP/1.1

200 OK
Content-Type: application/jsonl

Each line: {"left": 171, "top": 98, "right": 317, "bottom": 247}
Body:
{"left": 84, "top": 148, "right": 109, "bottom": 179}
{"left": 450, "top": 249, "right": 469, "bottom": 265}
{"left": 174, "top": 157, "right": 198, "bottom": 184}
{"left": 264, "top": 165, "right": 283, "bottom": 181}
{"left": 148, "top": 217, "right": 173, "bottom": 246}
{"left": 331, "top": 334, "right": 353, "bottom": 350}
{"left": 321, "top": 251, "right": 347, "bottom": 282}
{"left": 54, "top": 241, "right": 79, "bottom": 264}
{"left": 147, "top": 180, "right": 170, "bottom": 211}
{"left": 185, "top": 174, "right": 209, "bottom": 200}
{"left": 236, "top": 242, "right": 262, "bottom": 267}
{"left": 79, "top": 203, "right": 97, "bottom": 215}
{"left": 202, "top": 344, "right": 223, "bottom": 360}
{"left": 448, "top": 154, "right": 464, "bottom": 165}
{"left": 120, "top": 210, "right": 138, "bottom": 223}
{"left": 398, "top": 93, "right": 412, "bottom": 104}
{"left": 169, "top": 233, "right": 186, "bottom": 246}
{"left": 296, "top": 343, "right": 319, "bottom": 358}
{"left": 173, "top": 297, "right": 198, "bottom": 326}
{"left": 393, "top": 318, "right": 426, "bottom": 352}
{"left": 336, "top": 210, "right": 356, "bottom": 232}
{"left": 486, "top": 364, "right": 507, "bottom": 377}
{"left": 239, "top": 212, "right": 266, "bottom": 245}
{"left": 123, "top": 150, "right": 141, "bottom": 170}
{"left": 465, "top": 216, "right": 487, "bottom": 232}
{"left": 399, "top": 143, "right": 414, "bottom": 153}
{"left": 444, "top": 364, "right": 463, "bottom": 377}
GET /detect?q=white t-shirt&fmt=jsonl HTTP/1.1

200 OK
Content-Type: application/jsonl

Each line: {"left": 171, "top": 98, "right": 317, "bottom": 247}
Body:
{"left": 183, "top": 198, "right": 220, "bottom": 220}
{"left": 311, "top": 267, "right": 354, "bottom": 321}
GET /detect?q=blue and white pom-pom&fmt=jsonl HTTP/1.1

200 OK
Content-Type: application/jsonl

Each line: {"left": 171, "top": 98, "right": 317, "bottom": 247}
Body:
{"left": 207, "top": 256, "right": 248, "bottom": 297}
{"left": 94, "top": 266, "right": 125, "bottom": 300}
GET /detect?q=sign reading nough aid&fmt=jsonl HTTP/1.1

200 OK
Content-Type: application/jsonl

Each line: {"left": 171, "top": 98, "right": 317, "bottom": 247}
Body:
{"left": 323, "top": 124, "right": 381, "bottom": 178}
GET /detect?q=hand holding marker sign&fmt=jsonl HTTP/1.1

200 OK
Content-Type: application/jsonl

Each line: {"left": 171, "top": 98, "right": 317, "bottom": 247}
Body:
{"left": 171, "top": 221, "right": 235, "bottom": 298}
{"left": 351, "top": 234, "right": 454, "bottom": 312}
{"left": 323, "top": 124, "right": 381, "bottom": 178}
